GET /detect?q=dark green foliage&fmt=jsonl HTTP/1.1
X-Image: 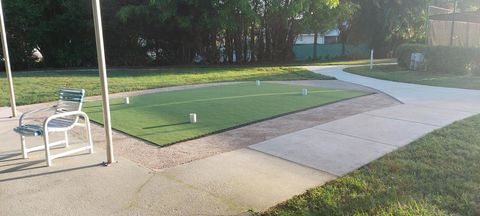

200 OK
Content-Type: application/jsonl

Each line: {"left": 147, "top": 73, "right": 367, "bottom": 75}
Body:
{"left": 2, "top": 0, "right": 96, "bottom": 69}
{"left": 0, "top": 0, "right": 352, "bottom": 69}
{"left": 395, "top": 43, "right": 428, "bottom": 68}
{"left": 426, "top": 46, "right": 480, "bottom": 75}
{"left": 395, "top": 43, "right": 480, "bottom": 75}
{"left": 343, "top": 0, "right": 428, "bottom": 57}
{"left": 3, "top": 0, "right": 477, "bottom": 68}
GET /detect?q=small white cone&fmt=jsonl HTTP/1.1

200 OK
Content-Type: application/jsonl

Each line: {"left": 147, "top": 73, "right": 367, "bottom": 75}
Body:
{"left": 256, "top": 80, "right": 261, "bottom": 86}
{"left": 124, "top": 97, "right": 130, "bottom": 104}
{"left": 190, "top": 113, "right": 197, "bottom": 123}
{"left": 302, "top": 89, "right": 308, "bottom": 96}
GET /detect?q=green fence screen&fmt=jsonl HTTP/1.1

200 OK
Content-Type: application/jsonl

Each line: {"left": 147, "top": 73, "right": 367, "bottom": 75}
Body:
{"left": 293, "top": 43, "right": 370, "bottom": 61}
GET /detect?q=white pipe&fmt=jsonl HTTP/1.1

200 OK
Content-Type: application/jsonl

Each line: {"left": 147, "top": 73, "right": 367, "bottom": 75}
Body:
{"left": 370, "top": 49, "right": 374, "bottom": 70}
{"left": 190, "top": 113, "right": 197, "bottom": 123}
{"left": 0, "top": 0, "right": 17, "bottom": 117}
{"left": 302, "top": 89, "right": 308, "bottom": 96}
{"left": 92, "top": 0, "right": 114, "bottom": 164}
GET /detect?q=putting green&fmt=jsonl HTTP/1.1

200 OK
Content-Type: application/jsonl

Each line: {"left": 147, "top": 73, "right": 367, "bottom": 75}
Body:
{"left": 83, "top": 83, "right": 369, "bottom": 146}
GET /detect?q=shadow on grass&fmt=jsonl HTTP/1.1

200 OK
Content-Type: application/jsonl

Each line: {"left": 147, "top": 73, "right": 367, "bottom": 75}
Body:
{"left": 142, "top": 122, "right": 190, "bottom": 130}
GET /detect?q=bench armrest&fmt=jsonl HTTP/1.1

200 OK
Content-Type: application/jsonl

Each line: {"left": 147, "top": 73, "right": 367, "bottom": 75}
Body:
{"left": 19, "top": 106, "right": 57, "bottom": 126}
{"left": 43, "top": 111, "right": 90, "bottom": 130}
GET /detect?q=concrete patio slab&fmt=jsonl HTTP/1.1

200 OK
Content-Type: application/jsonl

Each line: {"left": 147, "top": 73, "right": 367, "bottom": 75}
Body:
{"left": 250, "top": 129, "right": 396, "bottom": 176}
{"left": 365, "top": 104, "right": 474, "bottom": 127}
{"left": 0, "top": 108, "right": 335, "bottom": 215}
{"left": 153, "top": 148, "right": 335, "bottom": 213}
{"left": 314, "top": 113, "right": 439, "bottom": 147}
{"left": 0, "top": 146, "right": 154, "bottom": 216}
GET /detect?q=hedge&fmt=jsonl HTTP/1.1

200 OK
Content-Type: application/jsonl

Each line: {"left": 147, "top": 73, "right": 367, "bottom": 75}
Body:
{"left": 395, "top": 43, "right": 480, "bottom": 75}
{"left": 395, "top": 43, "right": 428, "bottom": 68}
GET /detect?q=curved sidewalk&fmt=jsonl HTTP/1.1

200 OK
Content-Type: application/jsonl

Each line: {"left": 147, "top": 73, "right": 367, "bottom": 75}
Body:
{"left": 307, "top": 65, "right": 480, "bottom": 112}
{"left": 251, "top": 66, "right": 480, "bottom": 176}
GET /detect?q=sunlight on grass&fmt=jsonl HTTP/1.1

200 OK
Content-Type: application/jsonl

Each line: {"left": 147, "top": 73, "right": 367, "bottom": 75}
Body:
{"left": 344, "top": 65, "right": 480, "bottom": 90}
{"left": 0, "top": 66, "right": 332, "bottom": 106}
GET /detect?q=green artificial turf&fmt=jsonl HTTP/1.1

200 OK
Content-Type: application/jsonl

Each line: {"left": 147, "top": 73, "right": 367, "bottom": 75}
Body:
{"left": 261, "top": 114, "right": 480, "bottom": 216}
{"left": 345, "top": 65, "right": 480, "bottom": 90}
{"left": 83, "top": 82, "right": 367, "bottom": 146}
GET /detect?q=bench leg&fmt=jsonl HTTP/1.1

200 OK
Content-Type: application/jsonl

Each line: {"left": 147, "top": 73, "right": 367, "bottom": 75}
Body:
{"left": 85, "top": 120, "right": 94, "bottom": 154}
{"left": 44, "top": 131, "right": 52, "bottom": 167}
{"left": 21, "top": 135, "right": 28, "bottom": 159}
{"left": 64, "top": 131, "right": 69, "bottom": 148}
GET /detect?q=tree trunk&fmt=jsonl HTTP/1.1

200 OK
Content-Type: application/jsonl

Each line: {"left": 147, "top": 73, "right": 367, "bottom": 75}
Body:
{"left": 265, "top": 16, "right": 271, "bottom": 61}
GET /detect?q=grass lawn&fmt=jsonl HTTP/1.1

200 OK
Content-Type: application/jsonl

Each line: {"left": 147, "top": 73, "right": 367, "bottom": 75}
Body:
{"left": 261, "top": 115, "right": 480, "bottom": 215}
{"left": 311, "top": 58, "right": 396, "bottom": 66}
{"left": 0, "top": 66, "right": 331, "bottom": 106}
{"left": 83, "top": 82, "right": 367, "bottom": 146}
{"left": 345, "top": 65, "right": 480, "bottom": 90}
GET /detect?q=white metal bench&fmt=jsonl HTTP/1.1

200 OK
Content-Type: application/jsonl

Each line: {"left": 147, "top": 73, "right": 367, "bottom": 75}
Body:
{"left": 14, "top": 88, "right": 94, "bottom": 166}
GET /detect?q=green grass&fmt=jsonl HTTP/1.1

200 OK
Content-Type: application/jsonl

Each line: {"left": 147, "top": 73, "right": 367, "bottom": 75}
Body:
{"left": 83, "top": 82, "right": 367, "bottom": 146}
{"left": 345, "top": 65, "right": 480, "bottom": 90}
{"left": 311, "top": 58, "right": 396, "bottom": 66}
{"left": 0, "top": 66, "right": 332, "bottom": 106}
{"left": 261, "top": 114, "right": 480, "bottom": 216}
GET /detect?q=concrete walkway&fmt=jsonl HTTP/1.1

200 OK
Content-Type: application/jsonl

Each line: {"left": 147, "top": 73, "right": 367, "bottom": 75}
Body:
{"left": 251, "top": 66, "right": 480, "bottom": 176}
{"left": 2, "top": 66, "right": 480, "bottom": 215}
{"left": 0, "top": 107, "right": 335, "bottom": 215}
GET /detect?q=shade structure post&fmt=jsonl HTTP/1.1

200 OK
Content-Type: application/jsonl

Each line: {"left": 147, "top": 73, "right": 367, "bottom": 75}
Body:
{"left": 449, "top": 0, "right": 458, "bottom": 46}
{"left": 91, "top": 0, "right": 114, "bottom": 163}
{"left": 0, "top": 0, "right": 17, "bottom": 117}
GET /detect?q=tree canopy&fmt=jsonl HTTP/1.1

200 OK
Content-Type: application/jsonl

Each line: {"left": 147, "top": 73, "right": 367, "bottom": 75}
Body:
{"left": 0, "top": 0, "right": 477, "bottom": 69}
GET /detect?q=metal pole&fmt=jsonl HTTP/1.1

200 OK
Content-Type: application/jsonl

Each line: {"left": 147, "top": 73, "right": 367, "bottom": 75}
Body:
{"left": 92, "top": 0, "right": 114, "bottom": 164}
{"left": 449, "top": 0, "right": 458, "bottom": 46}
{"left": 426, "top": 5, "right": 430, "bottom": 45}
{"left": 370, "top": 49, "right": 374, "bottom": 70}
{"left": 0, "top": 0, "right": 17, "bottom": 117}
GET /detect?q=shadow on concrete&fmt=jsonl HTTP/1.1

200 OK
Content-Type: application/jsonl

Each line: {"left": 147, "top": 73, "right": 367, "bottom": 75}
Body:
{"left": 0, "top": 150, "right": 22, "bottom": 161}
{"left": 0, "top": 162, "right": 103, "bottom": 183}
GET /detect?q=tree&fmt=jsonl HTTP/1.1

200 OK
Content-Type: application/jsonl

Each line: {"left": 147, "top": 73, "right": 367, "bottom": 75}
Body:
{"left": 2, "top": 0, "right": 44, "bottom": 69}
{"left": 303, "top": 0, "right": 356, "bottom": 61}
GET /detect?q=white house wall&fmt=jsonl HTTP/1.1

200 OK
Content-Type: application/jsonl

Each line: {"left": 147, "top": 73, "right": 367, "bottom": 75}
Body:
{"left": 296, "top": 34, "right": 325, "bottom": 45}
{"left": 295, "top": 29, "right": 340, "bottom": 45}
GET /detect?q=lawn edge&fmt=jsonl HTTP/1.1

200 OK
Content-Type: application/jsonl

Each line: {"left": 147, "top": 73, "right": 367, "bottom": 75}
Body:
{"left": 343, "top": 65, "right": 480, "bottom": 91}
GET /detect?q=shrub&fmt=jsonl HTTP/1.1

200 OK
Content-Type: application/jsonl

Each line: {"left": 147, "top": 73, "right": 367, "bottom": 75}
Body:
{"left": 396, "top": 43, "right": 480, "bottom": 75}
{"left": 425, "top": 46, "right": 480, "bottom": 75}
{"left": 395, "top": 43, "right": 428, "bottom": 68}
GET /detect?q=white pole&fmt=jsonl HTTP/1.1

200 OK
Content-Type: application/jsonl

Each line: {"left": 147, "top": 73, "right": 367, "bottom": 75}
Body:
{"left": 0, "top": 0, "right": 17, "bottom": 117}
{"left": 370, "top": 49, "right": 374, "bottom": 70}
{"left": 92, "top": 0, "right": 114, "bottom": 164}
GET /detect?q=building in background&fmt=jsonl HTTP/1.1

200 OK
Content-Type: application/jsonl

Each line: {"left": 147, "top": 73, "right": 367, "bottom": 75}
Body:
{"left": 295, "top": 29, "right": 340, "bottom": 46}
{"left": 293, "top": 29, "right": 369, "bottom": 61}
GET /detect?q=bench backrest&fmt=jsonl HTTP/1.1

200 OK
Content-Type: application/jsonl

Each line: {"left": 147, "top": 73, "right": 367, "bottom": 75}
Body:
{"left": 57, "top": 88, "right": 85, "bottom": 113}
